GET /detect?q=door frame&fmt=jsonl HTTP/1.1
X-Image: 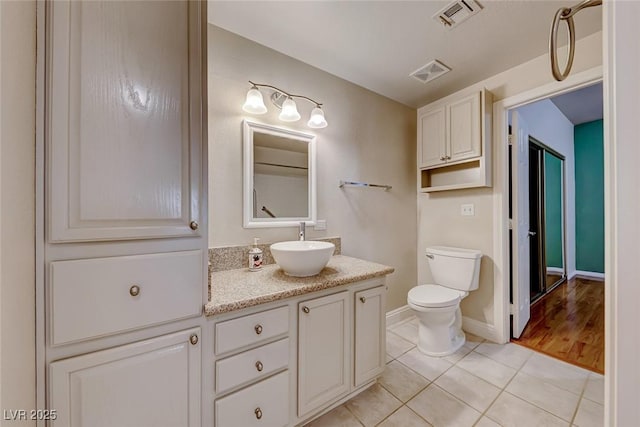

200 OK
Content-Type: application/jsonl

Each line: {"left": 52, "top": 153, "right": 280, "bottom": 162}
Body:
{"left": 492, "top": 65, "right": 602, "bottom": 344}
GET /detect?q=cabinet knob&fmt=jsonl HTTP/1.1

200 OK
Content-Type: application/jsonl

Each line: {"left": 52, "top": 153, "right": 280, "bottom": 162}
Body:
{"left": 254, "top": 407, "right": 263, "bottom": 420}
{"left": 255, "top": 361, "right": 264, "bottom": 372}
{"left": 360, "top": 296, "right": 366, "bottom": 303}
{"left": 446, "top": 155, "right": 451, "bottom": 160}
{"left": 189, "top": 334, "right": 199, "bottom": 346}
{"left": 129, "top": 285, "right": 140, "bottom": 297}
{"left": 302, "top": 306, "right": 310, "bottom": 314}
{"left": 254, "top": 324, "right": 263, "bottom": 335}
{"left": 440, "top": 156, "right": 446, "bottom": 161}
{"left": 189, "top": 220, "right": 199, "bottom": 230}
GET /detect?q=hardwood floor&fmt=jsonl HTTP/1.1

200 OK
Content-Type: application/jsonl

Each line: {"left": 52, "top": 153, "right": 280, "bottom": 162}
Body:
{"left": 513, "top": 276, "right": 605, "bottom": 374}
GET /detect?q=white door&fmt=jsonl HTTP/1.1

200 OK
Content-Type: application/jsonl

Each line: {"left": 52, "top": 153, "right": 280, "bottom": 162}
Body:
{"left": 511, "top": 111, "right": 531, "bottom": 338}
{"left": 298, "top": 292, "right": 350, "bottom": 417}
{"left": 47, "top": 0, "right": 204, "bottom": 242}
{"left": 448, "top": 92, "right": 481, "bottom": 163}
{"left": 49, "top": 328, "right": 201, "bottom": 427}
{"left": 354, "top": 286, "right": 386, "bottom": 387}
{"left": 418, "top": 107, "right": 447, "bottom": 168}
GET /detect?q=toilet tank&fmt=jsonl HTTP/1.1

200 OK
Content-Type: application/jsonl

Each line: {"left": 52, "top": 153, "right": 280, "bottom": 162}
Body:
{"left": 426, "top": 246, "right": 482, "bottom": 291}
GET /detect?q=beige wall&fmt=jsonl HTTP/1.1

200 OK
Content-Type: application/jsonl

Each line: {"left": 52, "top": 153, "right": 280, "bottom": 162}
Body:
{"left": 0, "top": 0, "right": 36, "bottom": 423}
{"left": 418, "top": 31, "right": 602, "bottom": 327}
{"left": 208, "top": 26, "right": 417, "bottom": 311}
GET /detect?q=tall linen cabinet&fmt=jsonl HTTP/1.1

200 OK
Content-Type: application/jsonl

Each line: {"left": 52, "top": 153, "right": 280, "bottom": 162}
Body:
{"left": 38, "top": 1, "right": 208, "bottom": 426}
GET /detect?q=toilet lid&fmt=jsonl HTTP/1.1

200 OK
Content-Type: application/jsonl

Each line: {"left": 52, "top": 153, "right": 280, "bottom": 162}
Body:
{"left": 408, "top": 284, "right": 463, "bottom": 308}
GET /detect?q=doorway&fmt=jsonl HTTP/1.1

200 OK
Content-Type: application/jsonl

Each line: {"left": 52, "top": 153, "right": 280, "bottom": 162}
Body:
{"left": 507, "top": 82, "right": 605, "bottom": 373}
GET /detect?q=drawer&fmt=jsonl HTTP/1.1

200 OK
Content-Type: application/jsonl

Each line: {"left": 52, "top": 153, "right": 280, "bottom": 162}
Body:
{"left": 216, "top": 338, "right": 289, "bottom": 394}
{"left": 215, "top": 371, "right": 289, "bottom": 427}
{"left": 215, "top": 306, "right": 289, "bottom": 355}
{"left": 50, "top": 250, "right": 203, "bottom": 345}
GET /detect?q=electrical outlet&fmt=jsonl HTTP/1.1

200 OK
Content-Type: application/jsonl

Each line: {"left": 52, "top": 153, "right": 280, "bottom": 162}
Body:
{"left": 314, "top": 220, "right": 327, "bottom": 231}
{"left": 461, "top": 204, "right": 475, "bottom": 216}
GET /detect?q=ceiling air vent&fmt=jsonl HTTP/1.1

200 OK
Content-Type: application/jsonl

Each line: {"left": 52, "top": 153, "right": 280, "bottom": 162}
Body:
{"left": 410, "top": 60, "right": 451, "bottom": 84}
{"left": 433, "top": 0, "right": 482, "bottom": 29}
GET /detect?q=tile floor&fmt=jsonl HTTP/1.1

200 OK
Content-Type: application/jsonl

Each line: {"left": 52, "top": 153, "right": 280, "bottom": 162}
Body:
{"left": 306, "top": 317, "right": 604, "bottom": 427}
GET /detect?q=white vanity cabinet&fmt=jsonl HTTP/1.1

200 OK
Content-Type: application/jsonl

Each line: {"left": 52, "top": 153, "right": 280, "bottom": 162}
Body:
{"left": 41, "top": 0, "right": 207, "bottom": 424}
{"left": 49, "top": 328, "right": 202, "bottom": 427}
{"left": 417, "top": 89, "right": 492, "bottom": 192}
{"left": 208, "top": 277, "right": 388, "bottom": 427}
{"left": 298, "top": 291, "right": 351, "bottom": 417}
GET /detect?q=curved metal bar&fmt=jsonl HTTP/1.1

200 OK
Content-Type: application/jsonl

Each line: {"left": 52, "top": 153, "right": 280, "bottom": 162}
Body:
{"left": 550, "top": 7, "right": 575, "bottom": 81}
{"left": 248, "top": 81, "right": 323, "bottom": 107}
{"left": 560, "top": 0, "right": 602, "bottom": 19}
{"left": 549, "top": 0, "right": 601, "bottom": 81}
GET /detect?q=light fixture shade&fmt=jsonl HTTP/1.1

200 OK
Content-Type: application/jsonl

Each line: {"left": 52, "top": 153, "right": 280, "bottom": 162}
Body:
{"left": 279, "top": 98, "right": 301, "bottom": 122}
{"left": 307, "top": 107, "right": 328, "bottom": 128}
{"left": 242, "top": 88, "right": 267, "bottom": 114}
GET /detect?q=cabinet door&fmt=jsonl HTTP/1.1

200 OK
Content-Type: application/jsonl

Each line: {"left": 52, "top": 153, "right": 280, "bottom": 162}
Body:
{"left": 48, "top": 0, "right": 204, "bottom": 242}
{"left": 418, "top": 106, "right": 447, "bottom": 168}
{"left": 354, "top": 286, "right": 386, "bottom": 387}
{"left": 49, "top": 328, "right": 201, "bottom": 427}
{"left": 447, "top": 92, "right": 481, "bottom": 163}
{"left": 298, "top": 292, "right": 350, "bottom": 417}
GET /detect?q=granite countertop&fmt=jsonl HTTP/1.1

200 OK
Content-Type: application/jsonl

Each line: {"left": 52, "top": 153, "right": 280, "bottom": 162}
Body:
{"left": 205, "top": 255, "right": 394, "bottom": 316}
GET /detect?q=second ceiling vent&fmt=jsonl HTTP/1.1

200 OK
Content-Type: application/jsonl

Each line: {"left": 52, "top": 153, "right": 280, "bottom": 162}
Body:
{"left": 410, "top": 60, "right": 451, "bottom": 84}
{"left": 433, "top": 0, "right": 483, "bottom": 28}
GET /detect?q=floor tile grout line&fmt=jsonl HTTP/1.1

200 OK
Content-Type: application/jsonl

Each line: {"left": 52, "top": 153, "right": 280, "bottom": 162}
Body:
{"left": 569, "top": 372, "right": 591, "bottom": 426}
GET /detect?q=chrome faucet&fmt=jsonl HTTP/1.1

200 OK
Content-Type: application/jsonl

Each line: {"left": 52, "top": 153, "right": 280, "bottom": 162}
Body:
{"left": 299, "top": 222, "right": 306, "bottom": 241}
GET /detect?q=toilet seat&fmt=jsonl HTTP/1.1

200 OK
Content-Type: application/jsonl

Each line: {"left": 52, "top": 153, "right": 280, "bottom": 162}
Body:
{"left": 408, "top": 284, "right": 465, "bottom": 308}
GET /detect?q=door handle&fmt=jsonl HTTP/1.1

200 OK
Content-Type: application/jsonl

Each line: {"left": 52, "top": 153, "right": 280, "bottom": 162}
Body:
{"left": 528, "top": 231, "right": 537, "bottom": 237}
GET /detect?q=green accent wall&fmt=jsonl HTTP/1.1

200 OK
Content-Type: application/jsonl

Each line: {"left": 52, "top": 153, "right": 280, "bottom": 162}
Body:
{"left": 574, "top": 120, "right": 604, "bottom": 273}
{"left": 545, "top": 152, "right": 564, "bottom": 268}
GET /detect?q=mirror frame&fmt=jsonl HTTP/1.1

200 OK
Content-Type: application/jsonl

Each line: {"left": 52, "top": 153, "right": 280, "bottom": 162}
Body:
{"left": 243, "top": 120, "right": 317, "bottom": 228}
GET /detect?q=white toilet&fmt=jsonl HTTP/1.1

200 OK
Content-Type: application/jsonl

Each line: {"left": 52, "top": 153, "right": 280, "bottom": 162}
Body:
{"left": 408, "top": 246, "right": 482, "bottom": 356}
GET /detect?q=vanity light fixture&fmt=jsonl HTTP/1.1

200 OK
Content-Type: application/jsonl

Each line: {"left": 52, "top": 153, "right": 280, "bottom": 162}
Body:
{"left": 242, "top": 81, "right": 328, "bottom": 128}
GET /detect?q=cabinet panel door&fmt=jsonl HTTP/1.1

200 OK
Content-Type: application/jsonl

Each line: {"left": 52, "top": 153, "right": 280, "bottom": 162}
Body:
{"left": 354, "top": 286, "right": 386, "bottom": 387}
{"left": 298, "top": 291, "right": 350, "bottom": 416}
{"left": 49, "top": 328, "right": 201, "bottom": 427}
{"left": 447, "top": 92, "right": 481, "bottom": 162}
{"left": 48, "top": 0, "right": 204, "bottom": 242}
{"left": 418, "top": 107, "right": 447, "bottom": 168}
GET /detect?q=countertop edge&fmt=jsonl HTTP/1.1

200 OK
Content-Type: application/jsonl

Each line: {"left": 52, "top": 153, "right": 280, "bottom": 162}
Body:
{"left": 205, "top": 260, "right": 394, "bottom": 317}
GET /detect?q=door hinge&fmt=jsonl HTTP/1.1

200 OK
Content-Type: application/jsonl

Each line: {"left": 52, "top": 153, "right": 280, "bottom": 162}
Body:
{"left": 509, "top": 303, "right": 515, "bottom": 315}
{"left": 508, "top": 219, "right": 513, "bottom": 230}
{"left": 508, "top": 134, "right": 513, "bottom": 145}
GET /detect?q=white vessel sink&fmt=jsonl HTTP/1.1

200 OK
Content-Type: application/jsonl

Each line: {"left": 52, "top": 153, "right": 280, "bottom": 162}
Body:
{"left": 270, "top": 241, "right": 335, "bottom": 277}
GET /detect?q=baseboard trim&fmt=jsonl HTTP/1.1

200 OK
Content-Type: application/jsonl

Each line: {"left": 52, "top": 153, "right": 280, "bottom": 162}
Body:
{"left": 571, "top": 270, "right": 605, "bottom": 280}
{"left": 385, "top": 305, "right": 414, "bottom": 327}
{"left": 462, "top": 316, "right": 500, "bottom": 343}
{"left": 546, "top": 267, "right": 564, "bottom": 274}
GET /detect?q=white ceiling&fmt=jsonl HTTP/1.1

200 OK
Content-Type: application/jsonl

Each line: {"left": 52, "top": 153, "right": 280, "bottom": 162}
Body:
{"left": 550, "top": 82, "right": 603, "bottom": 125}
{"left": 208, "top": 1, "right": 602, "bottom": 108}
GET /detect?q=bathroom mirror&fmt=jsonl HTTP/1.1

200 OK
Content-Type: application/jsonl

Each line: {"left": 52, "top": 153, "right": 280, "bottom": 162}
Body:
{"left": 243, "top": 120, "right": 317, "bottom": 228}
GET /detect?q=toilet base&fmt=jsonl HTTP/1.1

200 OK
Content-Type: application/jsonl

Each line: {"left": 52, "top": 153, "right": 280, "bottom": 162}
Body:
{"left": 410, "top": 304, "right": 467, "bottom": 357}
{"left": 416, "top": 328, "right": 465, "bottom": 357}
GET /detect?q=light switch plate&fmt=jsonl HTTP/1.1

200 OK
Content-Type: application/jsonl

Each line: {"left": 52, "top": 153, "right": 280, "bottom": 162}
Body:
{"left": 461, "top": 204, "right": 475, "bottom": 216}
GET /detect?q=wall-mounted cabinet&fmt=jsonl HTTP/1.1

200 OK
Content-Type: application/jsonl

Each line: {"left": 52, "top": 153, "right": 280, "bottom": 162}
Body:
{"left": 418, "top": 89, "right": 493, "bottom": 192}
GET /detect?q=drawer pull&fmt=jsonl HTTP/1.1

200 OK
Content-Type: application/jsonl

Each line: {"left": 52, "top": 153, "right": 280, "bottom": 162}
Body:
{"left": 129, "top": 285, "right": 140, "bottom": 297}
{"left": 255, "top": 361, "right": 264, "bottom": 372}
{"left": 440, "top": 156, "right": 446, "bottom": 161}
{"left": 254, "top": 324, "right": 263, "bottom": 335}
{"left": 189, "top": 334, "right": 199, "bottom": 346}
{"left": 254, "top": 407, "right": 263, "bottom": 420}
{"left": 302, "top": 306, "right": 310, "bottom": 314}
{"left": 360, "top": 296, "right": 366, "bottom": 303}
{"left": 189, "top": 220, "right": 199, "bottom": 230}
